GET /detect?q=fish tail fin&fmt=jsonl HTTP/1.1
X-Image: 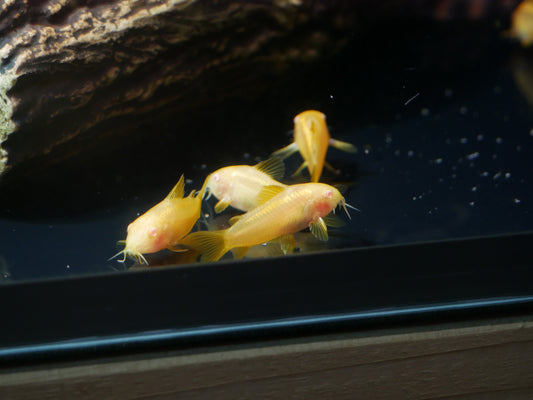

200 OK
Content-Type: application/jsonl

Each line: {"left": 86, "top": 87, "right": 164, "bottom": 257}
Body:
{"left": 329, "top": 138, "right": 357, "bottom": 153}
{"left": 181, "top": 230, "right": 227, "bottom": 262}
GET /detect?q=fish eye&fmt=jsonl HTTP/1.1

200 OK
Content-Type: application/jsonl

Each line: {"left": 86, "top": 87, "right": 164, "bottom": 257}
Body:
{"left": 213, "top": 174, "right": 220, "bottom": 183}
{"left": 149, "top": 227, "right": 158, "bottom": 237}
{"left": 325, "top": 190, "right": 333, "bottom": 199}
{"left": 293, "top": 115, "right": 300, "bottom": 124}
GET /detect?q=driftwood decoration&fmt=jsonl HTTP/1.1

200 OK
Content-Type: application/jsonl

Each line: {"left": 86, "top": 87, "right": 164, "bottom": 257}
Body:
{"left": 0, "top": 0, "right": 359, "bottom": 181}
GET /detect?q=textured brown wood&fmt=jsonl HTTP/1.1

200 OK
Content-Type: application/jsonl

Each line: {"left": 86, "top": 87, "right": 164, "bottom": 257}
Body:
{"left": 0, "top": 0, "right": 358, "bottom": 179}
{"left": 1, "top": 316, "right": 532, "bottom": 399}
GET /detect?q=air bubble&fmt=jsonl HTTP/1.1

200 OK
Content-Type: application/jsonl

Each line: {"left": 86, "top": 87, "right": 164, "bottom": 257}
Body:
{"left": 471, "top": 186, "right": 478, "bottom": 192}
{"left": 469, "top": 202, "right": 475, "bottom": 207}
{"left": 493, "top": 171, "right": 502, "bottom": 180}
{"left": 476, "top": 134, "right": 484, "bottom": 141}
{"left": 495, "top": 137, "right": 503, "bottom": 144}
{"left": 200, "top": 164, "right": 207, "bottom": 170}
{"left": 460, "top": 138, "right": 468, "bottom": 144}
{"left": 434, "top": 158, "right": 443, "bottom": 164}
{"left": 514, "top": 198, "right": 521, "bottom": 204}
{"left": 505, "top": 172, "right": 511, "bottom": 179}
{"left": 407, "top": 150, "right": 414, "bottom": 157}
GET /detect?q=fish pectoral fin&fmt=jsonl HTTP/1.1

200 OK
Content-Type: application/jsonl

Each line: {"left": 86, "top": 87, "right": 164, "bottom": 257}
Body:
{"left": 166, "top": 174, "right": 185, "bottom": 199}
{"left": 323, "top": 213, "right": 345, "bottom": 227}
{"left": 309, "top": 218, "right": 328, "bottom": 241}
{"left": 274, "top": 234, "right": 296, "bottom": 255}
{"left": 324, "top": 161, "right": 339, "bottom": 174}
{"left": 256, "top": 185, "right": 285, "bottom": 206}
{"left": 214, "top": 199, "right": 231, "bottom": 214}
{"left": 167, "top": 245, "right": 190, "bottom": 253}
{"left": 116, "top": 240, "right": 126, "bottom": 246}
{"left": 271, "top": 142, "right": 299, "bottom": 160}
{"left": 232, "top": 246, "right": 251, "bottom": 260}
{"left": 329, "top": 138, "right": 357, "bottom": 153}
{"left": 291, "top": 161, "right": 308, "bottom": 178}
{"left": 255, "top": 157, "right": 285, "bottom": 181}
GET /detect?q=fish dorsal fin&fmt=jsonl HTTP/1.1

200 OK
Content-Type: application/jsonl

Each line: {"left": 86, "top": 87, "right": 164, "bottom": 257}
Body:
{"left": 309, "top": 217, "right": 328, "bottom": 241}
{"left": 256, "top": 185, "right": 285, "bottom": 206}
{"left": 166, "top": 174, "right": 185, "bottom": 199}
{"left": 255, "top": 157, "right": 285, "bottom": 181}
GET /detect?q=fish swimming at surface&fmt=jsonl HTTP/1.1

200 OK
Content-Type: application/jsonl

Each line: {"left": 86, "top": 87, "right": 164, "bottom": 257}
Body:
{"left": 201, "top": 157, "right": 286, "bottom": 213}
{"left": 110, "top": 175, "right": 202, "bottom": 265}
{"left": 272, "top": 110, "right": 356, "bottom": 182}
{"left": 181, "top": 182, "right": 353, "bottom": 262}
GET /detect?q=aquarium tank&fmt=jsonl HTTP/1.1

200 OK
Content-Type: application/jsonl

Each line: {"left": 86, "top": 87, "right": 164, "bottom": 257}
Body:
{"left": 0, "top": 0, "right": 531, "bottom": 364}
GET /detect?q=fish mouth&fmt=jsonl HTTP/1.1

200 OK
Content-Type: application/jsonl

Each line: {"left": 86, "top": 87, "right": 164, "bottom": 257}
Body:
{"left": 108, "top": 248, "right": 149, "bottom": 265}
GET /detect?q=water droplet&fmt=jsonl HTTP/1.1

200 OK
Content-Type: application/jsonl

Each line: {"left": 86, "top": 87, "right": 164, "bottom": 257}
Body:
{"left": 185, "top": 179, "right": 193, "bottom": 184}
{"left": 481, "top": 171, "right": 489, "bottom": 177}
{"left": 434, "top": 158, "right": 443, "bottom": 164}
{"left": 495, "top": 137, "right": 503, "bottom": 144}
{"left": 407, "top": 150, "right": 414, "bottom": 157}
{"left": 471, "top": 186, "right": 478, "bottom": 192}
{"left": 505, "top": 172, "right": 511, "bottom": 179}
{"left": 460, "top": 138, "right": 468, "bottom": 144}
{"left": 469, "top": 202, "right": 475, "bottom": 207}
{"left": 243, "top": 152, "right": 250, "bottom": 159}
{"left": 329, "top": 94, "right": 334, "bottom": 99}
{"left": 514, "top": 198, "right": 521, "bottom": 204}
{"left": 420, "top": 108, "right": 430, "bottom": 117}
{"left": 493, "top": 171, "right": 502, "bottom": 180}
{"left": 66, "top": 265, "right": 71, "bottom": 270}
{"left": 466, "top": 152, "right": 479, "bottom": 161}
{"left": 412, "top": 196, "right": 417, "bottom": 201}
{"left": 476, "top": 134, "right": 484, "bottom": 141}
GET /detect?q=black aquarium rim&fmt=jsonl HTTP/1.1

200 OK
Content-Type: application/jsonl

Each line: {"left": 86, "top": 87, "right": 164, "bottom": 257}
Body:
{"left": 1, "top": 231, "right": 533, "bottom": 367}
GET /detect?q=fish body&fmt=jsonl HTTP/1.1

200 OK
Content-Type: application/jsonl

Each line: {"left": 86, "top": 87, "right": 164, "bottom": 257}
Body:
{"left": 113, "top": 175, "right": 201, "bottom": 264}
{"left": 202, "top": 157, "right": 286, "bottom": 213}
{"left": 182, "top": 182, "right": 347, "bottom": 262}
{"left": 511, "top": 0, "right": 533, "bottom": 46}
{"left": 272, "top": 110, "right": 356, "bottom": 182}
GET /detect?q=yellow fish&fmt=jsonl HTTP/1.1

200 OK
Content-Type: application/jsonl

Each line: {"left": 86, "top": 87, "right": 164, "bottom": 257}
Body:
{"left": 202, "top": 157, "right": 286, "bottom": 213}
{"left": 509, "top": 0, "right": 533, "bottom": 47}
{"left": 272, "top": 110, "right": 356, "bottom": 182}
{"left": 110, "top": 175, "right": 202, "bottom": 265}
{"left": 181, "top": 182, "right": 353, "bottom": 262}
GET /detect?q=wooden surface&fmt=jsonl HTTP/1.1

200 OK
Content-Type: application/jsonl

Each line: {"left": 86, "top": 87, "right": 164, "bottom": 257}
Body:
{"left": 1, "top": 315, "right": 532, "bottom": 399}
